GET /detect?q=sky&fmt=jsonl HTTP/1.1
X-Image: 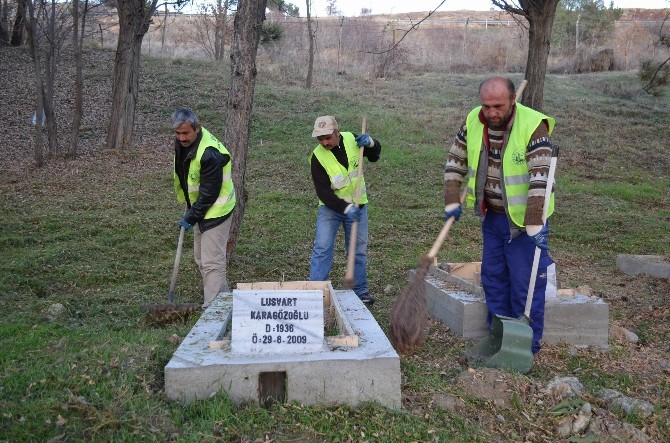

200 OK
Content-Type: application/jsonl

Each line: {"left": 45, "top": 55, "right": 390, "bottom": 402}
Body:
{"left": 307, "top": 0, "right": 669, "bottom": 17}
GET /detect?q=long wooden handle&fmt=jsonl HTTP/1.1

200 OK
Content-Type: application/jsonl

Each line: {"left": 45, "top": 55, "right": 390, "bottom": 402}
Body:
{"left": 516, "top": 79, "right": 527, "bottom": 102}
{"left": 345, "top": 117, "right": 367, "bottom": 284}
{"left": 167, "top": 226, "right": 186, "bottom": 303}
{"left": 523, "top": 144, "right": 559, "bottom": 318}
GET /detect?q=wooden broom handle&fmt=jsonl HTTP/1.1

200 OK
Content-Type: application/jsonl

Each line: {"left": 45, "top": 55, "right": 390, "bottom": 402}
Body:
{"left": 345, "top": 117, "right": 367, "bottom": 284}
{"left": 516, "top": 79, "right": 527, "bottom": 102}
{"left": 352, "top": 117, "right": 366, "bottom": 208}
{"left": 167, "top": 226, "right": 185, "bottom": 303}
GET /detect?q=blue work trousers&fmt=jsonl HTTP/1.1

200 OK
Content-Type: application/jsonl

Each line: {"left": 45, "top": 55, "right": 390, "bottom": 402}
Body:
{"left": 309, "top": 205, "right": 369, "bottom": 296}
{"left": 481, "top": 211, "right": 553, "bottom": 353}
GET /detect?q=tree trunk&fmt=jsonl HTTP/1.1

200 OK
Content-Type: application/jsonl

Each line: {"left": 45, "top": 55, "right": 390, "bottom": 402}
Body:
{"left": 25, "top": 0, "right": 44, "bottom": 167}
{"left": 106, "top": 0, "right": 156, "bottom": 150}
{"left": 10, "top": 0, "right": 26, "bottom": 46}
{"left": 0, "top": 0, "right": 10, "bottom": 45}
{"left": 160, "top": 5, "right": 166, "bottom": 54}
{"left": 44, "top": 0, "right": 58, "bottom": 156}
{"left": 520, "top": 0, "right": 559, "bottom": 111}
{"left": 492, "top": 0, "right": 560, "bottom": 111}
{"left": 69, "top": 0, "right": 87, "bottom": 159}
{"left": 224, "top": 0, "right": 268, "bottom": 262}
{"left": 215, "top": 0, "right": 230, "bottom": 61}
{"left": 305, "top": 0, "right": 314, "bottom": 89}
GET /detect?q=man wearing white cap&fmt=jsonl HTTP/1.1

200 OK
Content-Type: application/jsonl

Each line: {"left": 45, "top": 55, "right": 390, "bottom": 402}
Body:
{"left": 308, "top": 116, "right": 382, "bottom": 304}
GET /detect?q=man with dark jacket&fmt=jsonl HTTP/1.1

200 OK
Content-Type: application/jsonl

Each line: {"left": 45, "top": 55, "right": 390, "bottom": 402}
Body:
{"left": 172, "top": 107, "right": 236, "bottom": 308}
{"left": 309, "top": 115, "right": 381, "bottom": 304}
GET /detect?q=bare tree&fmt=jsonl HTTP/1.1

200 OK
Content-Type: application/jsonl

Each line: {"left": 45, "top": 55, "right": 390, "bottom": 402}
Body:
{"left": 369, "top": 0, "right": 446, "bottom": 77}
{"left": 492, "top": 0, "right": 561, "bottom": 111}
{"left": 106, "top": 0, "right": 190, "bottom": 150}
{"left": 215, "top": 0, "right": 233, "bottom": 60}
{"left": 325, "top": 0, "right": 338, "bottom": 16}
{"left": 69, "top": 0, "right": 90, "bottom": 158}
{"left": 10, "top": 0, "right": 27, "bottom": 46}
{"left": 23, "top": 0, "right": 73, "bottom": 159}
{"left": 641, "top": 11, "right": 670, "bottom": 95}
{"left": 192, "top": 0, "right": 234, "bottom": 60}
{"left": 0, "top": 0, "right": 10, "bottom": 45}
{"left": 224, "top": 0, "right": 268, "bottom": 259}
{"left": 24, "top": 0, "right": 44, "bottom": 166}
{"left": 305, "top": 0, "right": 314, "bottom": 88}
{"left": 106, "top": 0, "right": 158, "bottom": 150}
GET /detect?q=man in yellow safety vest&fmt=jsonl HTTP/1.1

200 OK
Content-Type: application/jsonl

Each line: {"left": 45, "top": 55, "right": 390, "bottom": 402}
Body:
{"left": 443, "top": 77, "right": 557, "bottom": 354}
{"left": 308, "top": 115, "right": 382, "bottom": 305}
{"left": 172, "top": 107, "right": 236, "bottom": 309}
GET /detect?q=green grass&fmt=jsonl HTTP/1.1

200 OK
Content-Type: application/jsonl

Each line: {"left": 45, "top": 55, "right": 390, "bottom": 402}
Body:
{"left": 1, "top": 49, "right": 669, "bottom": 441}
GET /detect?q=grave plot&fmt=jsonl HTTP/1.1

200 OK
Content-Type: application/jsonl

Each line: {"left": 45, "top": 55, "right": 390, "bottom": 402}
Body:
{"left": 415, "top": 262, "right": 610, "bottom": 346}
{"left": 165, "top": 281, "right": 401, "bottom": 408}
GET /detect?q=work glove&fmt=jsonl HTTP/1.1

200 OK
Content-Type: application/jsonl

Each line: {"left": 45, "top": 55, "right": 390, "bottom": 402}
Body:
{"left": 443, "top": 203, "right": 462, "bottom": 222}
{"left": 355, "top": 133, "right": 374, "bottom": 148}
{"left": 178, "top": 219, "right": 193, "bottom": 231}
{"left": 345, "top": 205, "right": 361, "bottom": 222}
{"left": 527, "top": 224, "right": 549, "bottom": 250}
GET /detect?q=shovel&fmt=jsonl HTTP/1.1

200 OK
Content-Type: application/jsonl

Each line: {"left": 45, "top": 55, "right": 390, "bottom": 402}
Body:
{"left": 467, "top": 144, "right": 559, "bottom": 373}
{"left": 144, "top": 226, "right": 201, "bottom": 324}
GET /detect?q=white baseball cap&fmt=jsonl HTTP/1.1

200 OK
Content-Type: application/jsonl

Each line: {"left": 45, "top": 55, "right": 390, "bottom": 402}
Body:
{"left": 312, "top": 115, "right": 339, "bottom": 137}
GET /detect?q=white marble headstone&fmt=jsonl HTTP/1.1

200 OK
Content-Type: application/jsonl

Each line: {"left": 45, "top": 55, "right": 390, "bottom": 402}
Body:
{"left": 231, "top": 289, "right": 325, "bottom": 355}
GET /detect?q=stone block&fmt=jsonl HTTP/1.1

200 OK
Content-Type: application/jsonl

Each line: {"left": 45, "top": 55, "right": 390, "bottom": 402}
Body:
{"left": 616, "top": 254, "right": 670, "bottom": 279}
{"left": 414, "top": 264, "right": 610, "bottom": 347}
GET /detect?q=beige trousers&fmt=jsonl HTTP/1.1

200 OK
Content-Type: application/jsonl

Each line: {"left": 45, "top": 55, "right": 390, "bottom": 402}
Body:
{"left": 194, "top": 217, "right": 232, "bottom": 307}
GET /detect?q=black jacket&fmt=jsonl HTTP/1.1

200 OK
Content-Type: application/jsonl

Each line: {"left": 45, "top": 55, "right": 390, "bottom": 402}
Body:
{"left": 310, "top": 133, "right": 381, "bottom": 213}
{"left": 174, "top": 130, "right": 233, "bottom": 232}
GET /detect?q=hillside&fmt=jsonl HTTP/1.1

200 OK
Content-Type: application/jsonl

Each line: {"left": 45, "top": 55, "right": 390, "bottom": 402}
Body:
{"left": 1, "top": 45, "right": 669, "bottom": 442}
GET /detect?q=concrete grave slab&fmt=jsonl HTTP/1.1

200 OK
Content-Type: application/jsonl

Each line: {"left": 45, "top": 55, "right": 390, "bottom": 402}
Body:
{"left": 164, "top": 281, "right": 401, "bottom": 409}
{"left": 616, "top": 254, "right": 670, "bottom": 279}
{"left": 413, "top": 263, "right": 610, "bottom": 347}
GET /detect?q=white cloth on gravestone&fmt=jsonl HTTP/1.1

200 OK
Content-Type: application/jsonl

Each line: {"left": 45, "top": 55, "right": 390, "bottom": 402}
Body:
{"left": 545, "top": 262, "right": 557, "bottom": 300}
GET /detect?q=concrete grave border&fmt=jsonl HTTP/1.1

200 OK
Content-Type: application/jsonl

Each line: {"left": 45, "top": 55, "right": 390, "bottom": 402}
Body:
{"left": 164, "top": 281, "right": 401, "bottom": 408}
{"left": 415, "top": 263, "right": 610, "bottom": 347}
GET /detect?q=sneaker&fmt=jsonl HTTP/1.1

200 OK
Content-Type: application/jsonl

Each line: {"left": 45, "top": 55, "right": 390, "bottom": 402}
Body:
{"left": 358, "top": 293, "right": 375, "bottom": 305}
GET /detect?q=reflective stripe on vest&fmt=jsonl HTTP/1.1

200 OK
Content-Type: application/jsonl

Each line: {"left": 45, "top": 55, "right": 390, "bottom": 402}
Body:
{"left": 174, "top": 127, "right": 236, "bottom": 218}
{"left": 309, "top": 132, "right": 368, "bottom": 206}
{"left": 465, "top": 104, "right": 555, "bottom": 227}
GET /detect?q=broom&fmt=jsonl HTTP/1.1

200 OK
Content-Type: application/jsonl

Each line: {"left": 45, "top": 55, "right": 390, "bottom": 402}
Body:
{"left": 144, "top": 226, "right": 201, "bottom": 325}
{"left": 389, "top": 191, "right": 465, "bottom": 354}
{"left": 389, "top": 78, "right": 528, "bottom": 354}
{"left": 343, "top": 117, "right": 366, "bottom": 289}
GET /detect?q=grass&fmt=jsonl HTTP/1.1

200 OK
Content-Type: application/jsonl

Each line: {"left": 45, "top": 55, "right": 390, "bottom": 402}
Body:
{"left": 1, "top": 47, "right": 669, "bottom": 442}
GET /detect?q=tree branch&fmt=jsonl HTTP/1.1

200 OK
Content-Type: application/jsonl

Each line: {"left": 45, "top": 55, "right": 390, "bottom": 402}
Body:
{"left": 642, "top": 11, "right": 670, "bottom": 94}
{"left": 366, "top": 0, "right": 446, "bottom": 55}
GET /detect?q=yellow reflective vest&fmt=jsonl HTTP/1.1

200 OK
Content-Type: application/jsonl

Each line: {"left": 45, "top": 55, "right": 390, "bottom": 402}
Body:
{"left": 174, "top": 128, "right": 236, "bottom": 219}
{"left": 310, "top": 132, "right": 368, "bottom": 206}
{"left": 465, "top": 103, "right": 555, "bottom": 227}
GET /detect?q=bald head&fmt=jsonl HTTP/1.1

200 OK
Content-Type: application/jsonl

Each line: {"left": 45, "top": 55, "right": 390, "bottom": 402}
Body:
{"left": 479, "top": 77, "right": 515, "bottom": 99}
